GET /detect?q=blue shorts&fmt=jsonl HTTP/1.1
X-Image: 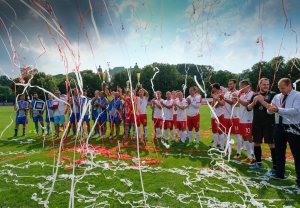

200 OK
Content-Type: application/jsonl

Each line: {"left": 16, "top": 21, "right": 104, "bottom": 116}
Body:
{"left": 98, "top": 115, "right": 107, "bottom": 123}
{"left": 92, "top": 111, "right": 98, "bottom": 121}
{"left": 46, "top": 117, "right": 54, "bottom": 123}
{"left": 112, "top": 116, "right": 121, "bottom": 125}
{"left": 70, "top": 113, "right": 80, "bottom": 123}
{"left": 54, "top": 115, "right": 65, "bottom": 125}
{"left": 83, "top": 115, "right": 90, "bottom": 122}
{"left": 16, "top": 116, "right": 27, "bottom": 125}
{"left": 33, "top": 116, "right": 43, "bottom": 123}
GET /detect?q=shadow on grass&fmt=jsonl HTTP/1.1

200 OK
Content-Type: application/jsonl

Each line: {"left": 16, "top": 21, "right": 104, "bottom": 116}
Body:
{"left": 0, "top": 135, "right": 45, "bottom": 152}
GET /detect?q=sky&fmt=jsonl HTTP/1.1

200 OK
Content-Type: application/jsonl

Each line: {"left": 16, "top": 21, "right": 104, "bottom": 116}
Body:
{"left": 0, "top": 0, "right": 300, "bottom": 77}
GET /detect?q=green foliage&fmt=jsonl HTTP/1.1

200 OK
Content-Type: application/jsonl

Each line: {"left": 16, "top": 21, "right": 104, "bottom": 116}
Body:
{"left": 1, "top": 56, "right": 299, "bottom": 102}
{"left": 79, "top": 70, "right": 101, "bottom": 97}
{"left": 0, "top": 76, "right": 14, "bottom": 102}
{"left": 0, "top": 85, "right": 14, "bottom": 102}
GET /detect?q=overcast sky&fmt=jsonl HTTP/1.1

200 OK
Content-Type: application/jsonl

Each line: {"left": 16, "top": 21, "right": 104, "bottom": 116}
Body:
{"left": 0, "top": 0, "right": 300, "bottom": 78}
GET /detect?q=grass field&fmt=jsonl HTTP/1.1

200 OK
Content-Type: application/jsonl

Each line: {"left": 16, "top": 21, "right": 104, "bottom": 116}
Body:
{"left": 0, "top": 106, "right": 299, "bottom": 208}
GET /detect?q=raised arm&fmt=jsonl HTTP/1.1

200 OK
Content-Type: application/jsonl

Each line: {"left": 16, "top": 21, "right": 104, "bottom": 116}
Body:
{"left": 143, "top": 88, "right": 149, "bottom": 98}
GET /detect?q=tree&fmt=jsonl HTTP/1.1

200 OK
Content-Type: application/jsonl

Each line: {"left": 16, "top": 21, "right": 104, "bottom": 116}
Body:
{"left": 286, "top": 58, "right": 300, "bottom": 90}
{"left": 15, "top": 72, "right": 57, "bottom": 100}
{"left": 0, "top": 75, "right": 13, "bottom": 87}
{"left": 0, "top": 85, "right": 14, "bottom": 102}
{"left": 210, "top": 70, "right": 238, "bottom": 87}
{"left": 80, "top": 70, "right": 101, "bottom": 97}
{"left": 268, "top": 56, "right": 286, "bottom": 91}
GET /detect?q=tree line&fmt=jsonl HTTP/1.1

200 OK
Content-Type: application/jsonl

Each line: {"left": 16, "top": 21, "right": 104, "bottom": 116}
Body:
{"left": 1, "top": 56, "right": 299, "bottom": 102}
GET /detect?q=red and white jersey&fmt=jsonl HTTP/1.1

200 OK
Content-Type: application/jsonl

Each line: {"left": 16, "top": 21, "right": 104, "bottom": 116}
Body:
{"left": 187, "top": 94, "right": 202, "bottom": 116}
{"left": 224, "top": 90, "right": 239, "bottom": 119}
{"left": 153, "top": 99, "right": 163, "bottom": 119}
{"left": 211, "top": 104, "right": 225, "bottom": 119}
{"left": 239, "top": 90, "right": 254, "bottom": 123}
{"left": 176, "top": 99, "right": 187, "bottom": 121}
{"left": 137, "top": 96, "right": 148, "bottom": 115}
{"left": 173, "top": 98, "right": 178, "bottom": 115}
{"left": 162, "top": 99, "right": 174, "bottom": 120}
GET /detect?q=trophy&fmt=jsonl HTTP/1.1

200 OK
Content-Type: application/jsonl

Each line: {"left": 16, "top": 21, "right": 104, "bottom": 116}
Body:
{"left": 137, "top": 72, "right": 141, "bottom": 87}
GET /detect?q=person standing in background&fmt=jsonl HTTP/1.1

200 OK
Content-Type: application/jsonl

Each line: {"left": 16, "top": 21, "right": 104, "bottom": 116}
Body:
{"left": 45, "top": 94, "right": 54, "bottom": 136}
{"left": 236, "top": 80, "right": 255, "bottom": 164}
{"left": 52, "top": 90, "right": 67, "bottom": 138}
{"left": 14, "top": 94, "right": 29, "bottom": 137}
{"left": 223, "top": 79, "right": 242, "bottom": 158}
{"left": 30, "top": 92, "right": 45, "bottom": 136}
{"left": 267, "top": 78, "right": 300, "bottom": 188}
{"left": 247, "top": 78, "right": 277, "bottom": 172}
{"left": 186, "top": 86, "right": 202, "bottom": 148}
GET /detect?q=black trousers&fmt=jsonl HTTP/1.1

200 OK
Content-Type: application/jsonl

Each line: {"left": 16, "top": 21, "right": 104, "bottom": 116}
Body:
{"left": 274, "top": 124, "right": 300, "bottom": 185}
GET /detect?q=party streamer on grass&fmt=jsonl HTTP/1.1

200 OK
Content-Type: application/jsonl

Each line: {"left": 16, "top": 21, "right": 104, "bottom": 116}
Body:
{"left": 1, "top": 1, "right": 300, "bottom": 207}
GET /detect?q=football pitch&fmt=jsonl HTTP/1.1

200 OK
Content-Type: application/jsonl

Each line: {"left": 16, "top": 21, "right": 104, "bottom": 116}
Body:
{"left": 0, "top": 106, "right": 299, "bottom": 208}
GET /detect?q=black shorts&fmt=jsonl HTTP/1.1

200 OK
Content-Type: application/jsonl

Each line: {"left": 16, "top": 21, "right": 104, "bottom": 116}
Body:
{"left": 252, "top": 125, "right": 274, "bottom": 144}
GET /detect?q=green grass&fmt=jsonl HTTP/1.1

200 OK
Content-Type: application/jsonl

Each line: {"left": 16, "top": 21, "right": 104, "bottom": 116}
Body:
{"left": 0, "top": 106, "right": 299, "bottom": 208}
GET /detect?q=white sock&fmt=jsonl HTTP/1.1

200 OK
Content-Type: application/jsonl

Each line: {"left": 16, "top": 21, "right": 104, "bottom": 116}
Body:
{"left": 188, "top": 131, "right": 193, "bottom": 142}
{"left": 164, "top": 129, "right": 168, "bottom": 138}
{"left": 155, "top": 128, "right": 160, "bottom": 138}
{"left": 174, "top": 128, "right": 177, "bottom": 135}
{"left": 219, "top": 134, "right": 225, "bottom": 150}
{"left": 195, "top": 131, "right": 200, "bottom": 142}
{"left": 183, "top": 131, "right": 187, "bottom": 140}
{"left": 251, "top": 142, "right": 254, "bottom": 155}
{"left": 182, "top": 131, "right": 187, "bottom": 142}
{"left": 228, "top": 143, "right": 232, "bottom": 156}
{"left": 212, "top": 133, "right": 218, "bottom": 148}
{"left": 144, "top": 127, "right": 148, "bottom": 138}
{"left": 235, "top": 134, "right": 242, "bottom": 155}
{"left": 137, "top": 127, "right": 140, "bottom": 139}
{"left": 244, "top": 141, "right": 252, "bottom": 159}
{"left": 179, "top": 131, "right": 184, "bottom": 142}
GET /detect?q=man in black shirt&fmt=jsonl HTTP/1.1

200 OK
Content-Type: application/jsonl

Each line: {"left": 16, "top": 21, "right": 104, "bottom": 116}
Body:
{"left": 247, "top": 78, "right": 276, "bottom": 173}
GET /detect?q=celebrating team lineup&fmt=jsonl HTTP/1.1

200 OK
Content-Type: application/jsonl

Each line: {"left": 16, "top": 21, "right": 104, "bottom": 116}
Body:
{"left": 1, "top": 0, "right": 300, "bottom": 207}
{"left": 14, "top": 77, "right": 300, "bottom": 184}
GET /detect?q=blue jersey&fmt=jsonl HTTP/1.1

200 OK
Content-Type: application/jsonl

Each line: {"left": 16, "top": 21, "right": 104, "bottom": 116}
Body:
{"left": 31, "top": 99, "right": 44, "bottom": 117}
{"left": 46, "top": 100, "right": 54, "bottom": 118}
{"left": 110, "top": 98, "right": 122, "bottom": 119}
{"left": 108, "top": 100, "right": 113, "bottom": 111}
{"left": 97, "top": 97, "right": 108, "bottom": 113}
{"left": 16, "top": 101, "right": 28, "bottom": 117}
{"left": 80, "top": 96, "right": 91, "bottom": 116}
{"left": 91, "top": 97, "right": 99, "bottom": 114}
{"left": 70, "top": 96, "right": 80, "bottom": 114}
{"left": 97, "top": 97, "right": 108, "bottom": 120}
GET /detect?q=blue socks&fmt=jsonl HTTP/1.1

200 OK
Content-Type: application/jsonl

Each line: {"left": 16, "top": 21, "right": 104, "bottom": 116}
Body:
{"left": 41, "top": 124, "right": 45, "bottom": 134}
{"left": 35, "top": 123, "right": 39, "bottom": 134}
